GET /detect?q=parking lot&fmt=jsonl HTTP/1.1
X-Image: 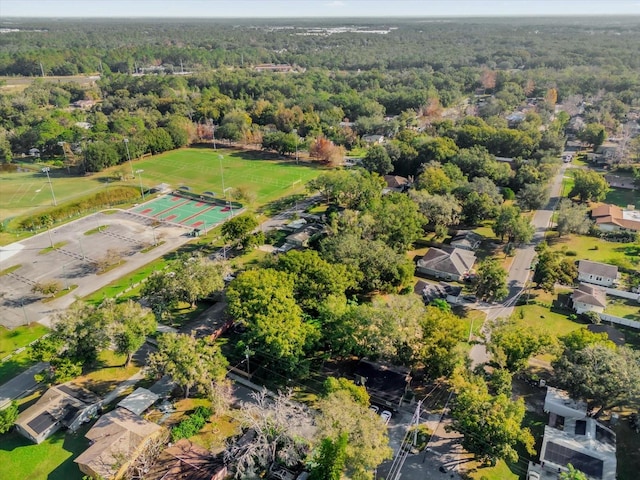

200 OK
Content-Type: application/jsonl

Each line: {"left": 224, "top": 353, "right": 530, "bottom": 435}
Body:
{"left": 0, "top": 208, "right": 192, "bottom": 328}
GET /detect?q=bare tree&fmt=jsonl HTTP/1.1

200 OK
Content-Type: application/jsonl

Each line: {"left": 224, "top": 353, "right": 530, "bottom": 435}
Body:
{"left": 225, "top": 390, "right": 315, "bottom": 478}
{"left": 124, "top": 429, "right": 170, "bottom": 480}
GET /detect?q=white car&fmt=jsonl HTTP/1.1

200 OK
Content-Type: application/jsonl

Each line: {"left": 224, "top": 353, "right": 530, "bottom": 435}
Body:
{"left": 380, "top": 410, "right": 392, "bottom": 425}
{"left": 369, "top": 405, "right": 379, "bottom": 414}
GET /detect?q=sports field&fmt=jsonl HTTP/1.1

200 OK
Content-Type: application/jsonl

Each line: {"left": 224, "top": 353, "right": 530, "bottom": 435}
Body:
{"left": 131, "top": 147, "right": 320, "bottom": 204}
{"left": 131, "top": 193, "right": 235, "bottom": 229}
{"left": 0, "top": 147, "right": 321, "bottom": 222}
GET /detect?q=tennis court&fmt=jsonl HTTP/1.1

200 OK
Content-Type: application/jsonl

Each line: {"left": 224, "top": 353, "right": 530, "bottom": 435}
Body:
{"left": 130, "top": 193, "right": 236, "bottom": 229}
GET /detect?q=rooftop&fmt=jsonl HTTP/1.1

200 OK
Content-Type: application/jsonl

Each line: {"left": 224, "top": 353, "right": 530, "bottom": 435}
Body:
{"left": 572, "top": 284, "right": 607, "bottom": 308}
{"left": 578, "top": 260, "right": 618, "bottom": 279}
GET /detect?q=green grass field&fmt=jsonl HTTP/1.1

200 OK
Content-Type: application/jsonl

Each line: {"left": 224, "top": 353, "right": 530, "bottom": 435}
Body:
{"left": 605, "top": 187, "right": 640, "bottom": 209}
{"left": 0, "top": 163, "right": 129, "bottom": 221}
{"left": 546, "top": 234, "right": 638, "bottom": 270}
{"left": 0, "top": 323, "right": 49, "bottom": 358}
{"left": 131, "top": 147, "right": 321, "bottom": 207}
{"left": 0, "top": 428, "right": 89, "bottom": 480}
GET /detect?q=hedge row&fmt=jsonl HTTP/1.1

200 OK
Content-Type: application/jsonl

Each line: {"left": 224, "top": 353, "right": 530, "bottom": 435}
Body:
{"left": 18, "top": 186, "right": 140, "bottom": 231}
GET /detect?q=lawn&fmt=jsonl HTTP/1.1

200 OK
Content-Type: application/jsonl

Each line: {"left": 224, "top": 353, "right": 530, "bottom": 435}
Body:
{"left": 0, "top": 350, "right": 37, "bottom": 385}
{"left": 73, "top": 350, "right": 140, "bottom": 397}
{"left": 546, "top": 234, "right": 638, "bottom": 270}
{"left": 605, "top": 186, "right": 640, "bottom": 209}
{"left": 0, "top": 426, "right": 90, "bottom": 480}
{"left": 128, "top": 147, "right": 322, "bottom": 208}
{"left": 513, "top": 303, "right": 583, "bottom": 337}
{"left": 0, "top": 323, "right": 49, "bottom": 358}
{"left": 605, "top": 298, "right": 640, "bottom": 321}
{"left": 0, "top": 161, "right": 129, "bottom": 221}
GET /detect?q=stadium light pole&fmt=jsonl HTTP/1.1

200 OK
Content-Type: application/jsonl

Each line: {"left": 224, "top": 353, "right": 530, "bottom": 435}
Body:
{"left": 293, "top": 128, "right": 299, "bottom": 164}
{"left": 42, "top": 167, "right": 57, "bottom": 206}
{"left": 218, "top": 154, "right": 226, "bottom": 194}
{"left": 57, "top": 141, "right": 70, "bottom": 174}
{"left": 135, "top": 169, "right": 145, "bottom": 200}
{"left": 123, "top": 138, "right": 133, "bottom": 178}
{"left": 224, "top": 187, "right": 234, "bottom": 216}
{"left": 78, "top": 235, "right": 86, "bottom": 260}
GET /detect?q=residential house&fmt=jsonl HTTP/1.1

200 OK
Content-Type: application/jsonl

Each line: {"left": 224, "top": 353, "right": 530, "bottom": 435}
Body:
{"left": 147, "top": 439, "right": 227, "bottom": 480}
{"left": 506, "top": 111, "right": 526, "bottom": 127}
{"left": 591, "top": 204, "right": 640, "bottom": 232}
{"left": 383, "top": 175, "right": 410, "bottom": 193}
{"left": 527, "top": 387, "right": 616, "bottom": 480}
{"left": 14, "top": 382, "right": 99, "bottom": 444}
{"left": 353, "top": 359, "right": 412, "bottom": 410}
{"left": 572, "top": 283, "right": 607, "bottom": 314}
{"left": 28, "top": 147, "right": 40, "bottom": 158}
{"left": 74, "top": 408, "right": 163, "bottom": 480}
{"left": 450, "top": 231, "right": 482, "bottom": 251}
{"left": 117, "top": 388, "right": 159, "bottom": 416}
{"left": 362, "top": 134, "right": 385, "bottom": 144}
{"left": 285, "top": 224, "right": 323, "bottom": 248}
{"left": 604, "top": 174, "right": 637, "bottom": 190}
{"left": 254, "top": 63, "right": 293, "bottom": 73}
{"left": 416, "top": 247, "right": 476, "bottom": 282}
{"left": 577, "top": 260, "right": 618, "bottom": 288}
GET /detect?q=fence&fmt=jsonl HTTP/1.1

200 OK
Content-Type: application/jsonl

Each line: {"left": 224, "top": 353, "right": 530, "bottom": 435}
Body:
{"left": 598, "top": 313, "right": 640, "bottom": 330}
{"left": 603, "top": 287, "right": 640, "bottom": 301}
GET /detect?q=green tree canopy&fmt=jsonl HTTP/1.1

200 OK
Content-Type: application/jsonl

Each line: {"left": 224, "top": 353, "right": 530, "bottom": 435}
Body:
{"left": 569, "top": 169, "right": 609, "bottom": 203}
{"left": 147, "top": 333, "right": 228, "bottom": 398}
{"left": 475, "top": 258, "right": 508, "bottom": 302}
{"left": 488, "top": 318, "right": 555, "bottom": 372}
{"left": 450, "top": 372, "right": 534, "bottom": 466}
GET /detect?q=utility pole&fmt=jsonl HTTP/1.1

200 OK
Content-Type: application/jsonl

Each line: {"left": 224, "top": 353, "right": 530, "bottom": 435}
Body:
{"left": 135, "top": 169, "right": 145, "bottom": 200}
{"left": 123, "top": 138, "right": 133, "bottom": 178}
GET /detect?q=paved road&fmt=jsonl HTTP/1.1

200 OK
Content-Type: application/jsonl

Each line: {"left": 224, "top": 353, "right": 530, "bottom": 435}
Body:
{"left": 0, "top": 361, "right": 47, "bottom": 409}
{"left": 469, "top": 162, "right": 570, "bottom": 366}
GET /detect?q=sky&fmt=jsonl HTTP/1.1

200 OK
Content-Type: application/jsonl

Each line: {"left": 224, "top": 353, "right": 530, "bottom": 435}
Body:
{"left": 2, "top": 0, "right": 640, "bottom": 19}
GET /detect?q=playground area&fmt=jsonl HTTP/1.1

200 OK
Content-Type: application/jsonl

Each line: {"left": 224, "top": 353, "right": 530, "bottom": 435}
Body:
{"left": 131, "top": 193, "right": 238, "bottom": 231}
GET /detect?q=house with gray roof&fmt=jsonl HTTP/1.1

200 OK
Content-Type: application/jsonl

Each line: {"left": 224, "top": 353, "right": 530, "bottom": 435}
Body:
{"left": 577, "top": 260, "right": 618, "bottom": 288}
{"left": 15, "top": 382, "right": 99, "bottom": 444}
{"left": 416, "top": 247, "right": 476, "bottom": 282}
{"left": 572, "top": 283, "right": 607, "bottom": 314}
{"left": 450, "top": 231, "right": 482, "bottom": 251}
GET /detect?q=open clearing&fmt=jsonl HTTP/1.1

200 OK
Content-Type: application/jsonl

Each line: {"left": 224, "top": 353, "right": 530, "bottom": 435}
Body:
{"left": 1, "top": 146, "right": 321, "bottom": 226}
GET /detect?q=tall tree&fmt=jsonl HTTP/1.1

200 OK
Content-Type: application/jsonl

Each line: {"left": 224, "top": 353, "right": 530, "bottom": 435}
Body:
{"left": 419, "top": 305, "right": 466, "bottom": 377}
{"left": 316, "top": 381, "right": 392, "bottom": 480}
{"left": 368, "top": 193, "right": 426, "bottom": 252}
{"left": 475, "top": 258, "right": 508, "bottom": 302}
{"left": 104, "top": 299, "right": 157, "bottom": 366}
{"left": 450, "top": 372, "right": 534, "bottom": 466}
{"left": 0, "top": 401, "right": 18, "bottom": 434}
{"left": 516, "top": 183, "right": 549, "bottom": 211}
{"left": 492, "top": 205, "right": 534, "bottom": 244}
{"left": 226, "top": 269, "right": 318, "bottom": 373}
{"left": 552, "top": 344, "right": 640, "bottom": 417}
{"left": 556, "top": 199, "right": 592, "bottom": 236}
{"left": 533, "top": 242, "right": 578, "bottom": 291}
{"left": 488, "top": 318, "right": 554, "bottom": 372}
{"left": 309, "top": 433, "right": 349, "bottom": 480}
{"left": 569, "top": 169, "right": 609, "bottom": 203}
{"left": 361, "top": 144, "right": 393, "bottom": 175}
{"left": 221, "top": 214, "right": 259, "bottom": 247}
{"left": 147, "top": 333, "right": 228, "bottom": 398}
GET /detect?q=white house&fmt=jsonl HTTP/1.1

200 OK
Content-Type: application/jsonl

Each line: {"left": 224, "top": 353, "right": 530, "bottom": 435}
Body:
{"left": 528, "top": 388, "right": 616, "bottom": 480}
{"left": 577, "top": 260, "right": 618, "bottom": 288}
{"left": 572, "top": 283, "right": 607, "bottom": 314}
{"left": 362, "top": 134, "right": 385, "bottom": 144}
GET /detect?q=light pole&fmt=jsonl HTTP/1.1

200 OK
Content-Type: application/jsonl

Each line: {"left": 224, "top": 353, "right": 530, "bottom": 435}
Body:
{"left": 123, "top": 138, "right": 133, "bottom": 178}
{"left": 223, "top": 187, "right": 234, "bottom": 216}
{"left": 135, "top": 169, "right": 145, "bottom": 200}
{"left": 42, "top": 167, "right": 57, "bottom": 206}
{"left": 218, "top": 154, "right": 225, "bottom": 193}
{"left": 211, "top": 121, "right": 217, "bottom": 150}
{"left": 78, "top": 235, "right": 86, "bottom": 260}
{"left": 293, "top": 128, "right": 299, "bottom": 164}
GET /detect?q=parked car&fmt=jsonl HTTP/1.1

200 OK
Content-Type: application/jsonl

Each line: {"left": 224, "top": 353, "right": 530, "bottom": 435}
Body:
{"left": 380, "top": 410, "right": 392, "bottom": 424}
{"left": 369, "top": 405, "right": 379, "bottom": 414}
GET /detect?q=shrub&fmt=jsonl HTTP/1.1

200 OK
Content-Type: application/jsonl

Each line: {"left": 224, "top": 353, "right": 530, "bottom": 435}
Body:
{"left": 171, "top": 406, "right": 212, "bottom": 442}
{"left": 565, "top": 250, "right": 577, "bottom": 257}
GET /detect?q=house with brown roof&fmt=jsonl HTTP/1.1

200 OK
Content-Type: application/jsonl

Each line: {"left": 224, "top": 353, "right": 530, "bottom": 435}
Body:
{"left": 591, "top": 204, "right": 640, "bottom": 232}
{"left": 416, "top": 247, "right": 476, "bottom": 282}
{"left": 382, "top": 175, "right": 410, "bottom": 193}
{"left": 572, "top": 283, "right": 607, "bottom": 314}
{"left": 14, "top": 382, "right": 99, "bottom": 444}
{"left": 74, "top": 408, "right": 163, "bottom": 480}
{"left": 147, "top": 439, "right": 227, "bottom": 480}
{"left": 577, "top": 260, "right": 619, "bottom": 288}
